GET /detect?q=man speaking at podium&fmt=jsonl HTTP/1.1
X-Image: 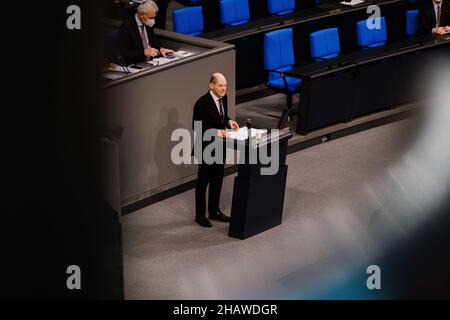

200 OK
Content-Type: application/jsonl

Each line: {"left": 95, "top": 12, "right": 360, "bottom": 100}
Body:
{"left": 192, "top": 73, "right": 239, "bottom": 228}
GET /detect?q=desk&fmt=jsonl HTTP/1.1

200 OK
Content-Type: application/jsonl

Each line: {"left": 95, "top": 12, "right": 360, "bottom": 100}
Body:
{"left": 285, "top": 35, "right": 450, "bottom": 134}
{"left": 102, "top": 30, "right": 236, "bottom": 208}
{"left": 202, "top": 0, "right": 418, "bottom": 90}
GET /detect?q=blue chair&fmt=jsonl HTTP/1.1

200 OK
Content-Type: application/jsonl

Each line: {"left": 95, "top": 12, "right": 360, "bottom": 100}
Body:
{"left": 267, "top": 0, "right": 295, "bottom": 15}
{"left": 356, "top": 16, "right": 387, "bottom": 48}
{"left": 310, "top": 27, "right": 340, "bottom": 61}
{"left": 172, "top": 6, "right": 204, "bottom": 36}
{"left": 406, "top": 9, "right": 419, "bottom": 37}
{"left": 264, "top": 28, "right": 301, "bottom": 114}
{"left": 220, "top": 0, "right": 250, "bottom": 27}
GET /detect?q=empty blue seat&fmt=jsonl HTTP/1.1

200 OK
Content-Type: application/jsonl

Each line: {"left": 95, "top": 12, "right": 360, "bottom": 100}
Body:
{"left": 356, "top": 16, "right": 387, "bottom": 48}
{"left": 268, "top": 0, "right": 295, "bottom": 15}
{"left": 172, "top": 6, "right": 204, "bottom": 36}
{"left": 264, "top": 28, "right": 301, "bottom": 112}
{"left": 220, "top": 0, "right": 250, "bottom": 27}
{"left": 310, "top": 27, "right": 340, "bottom": 61}
{"left": 406, "top": 9, "right": 419, "bottom": 37}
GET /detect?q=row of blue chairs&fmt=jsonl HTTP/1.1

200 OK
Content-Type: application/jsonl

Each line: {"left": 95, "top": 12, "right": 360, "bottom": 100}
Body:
{"left": 264, "top": 11, "right": 419, "bottom": 112}
{"left": 173, "top": 2, "right": 419, "bottom": 39}
{"left": 173, "top": 0, "right": 298, "bottom": 34}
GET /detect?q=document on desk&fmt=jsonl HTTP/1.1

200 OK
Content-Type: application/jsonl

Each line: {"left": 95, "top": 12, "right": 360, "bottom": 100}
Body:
{"left": 340, "top": 0, "right": 365, "bottom": 5}
{"left": 147, "top": 50, "right": 195, "bottom": 66}
{"left": 147, "top": 56, "right": 180, "bottom": 66}
{"left": 175, "top": 50, "right": 194, "bottom": 58}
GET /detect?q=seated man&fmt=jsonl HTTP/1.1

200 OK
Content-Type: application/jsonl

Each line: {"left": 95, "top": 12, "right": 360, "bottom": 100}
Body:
{"left": 419, "top": 0, "right": 450, "bottom": 35}
{"left": 116, "top": 0, "right": 174, "bottom": 65}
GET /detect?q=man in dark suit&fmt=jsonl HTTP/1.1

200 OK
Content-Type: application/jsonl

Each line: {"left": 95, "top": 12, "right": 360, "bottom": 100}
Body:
{"left": 192, "top": 73, "right": 239, "bottom": 228}
{"left": 418, "top": 0, "right": 450, "bottom": 35}
{"left": 116, "top": 0, "right": 174, "bottom": 65}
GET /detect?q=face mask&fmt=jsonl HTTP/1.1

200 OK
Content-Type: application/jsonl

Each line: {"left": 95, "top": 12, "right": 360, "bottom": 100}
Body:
{"left": 145, "top": 19, "right": 155, "bottom": 27}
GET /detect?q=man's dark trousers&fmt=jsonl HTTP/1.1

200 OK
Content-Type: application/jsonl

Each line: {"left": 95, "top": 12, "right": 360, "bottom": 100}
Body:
{"left": 195, "top": 161, "right": 225, "bottom": 219}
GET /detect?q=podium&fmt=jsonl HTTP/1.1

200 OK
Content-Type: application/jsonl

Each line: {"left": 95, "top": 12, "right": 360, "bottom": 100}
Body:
{"left": 228, "top": 128, "right": 292, "bottom": 240}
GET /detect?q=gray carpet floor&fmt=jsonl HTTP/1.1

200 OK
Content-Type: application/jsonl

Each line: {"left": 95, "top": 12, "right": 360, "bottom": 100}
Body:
{"left": 235, "top": 94, "right": 299, "bottom": 130}
{"left": 122, "top": 110, "right": 415, "bottom": 299}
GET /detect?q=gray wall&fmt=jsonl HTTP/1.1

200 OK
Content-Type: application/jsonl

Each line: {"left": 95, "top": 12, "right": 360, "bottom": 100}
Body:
{"left": 103, "top": 49, "right": 235, "bottom": 207}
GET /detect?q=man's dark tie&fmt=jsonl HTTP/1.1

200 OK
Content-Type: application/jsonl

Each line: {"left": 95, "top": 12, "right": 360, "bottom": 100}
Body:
{"left": 218, "top": 98, "right": 224, "bottom": 121}
{"left": 140, "top": 25, "right": 149, "bottom": 48}
{"left": 436, "top": 4, "right": 441, "bottom": 27}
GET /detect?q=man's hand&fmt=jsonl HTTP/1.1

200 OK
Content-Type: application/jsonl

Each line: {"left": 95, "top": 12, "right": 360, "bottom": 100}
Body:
{"left": 218, "top": 129, "right": 228, "bottom": 138}
{"left": 432, "top": 27, "right": 447, "bottom": 35}
{"left": 444, "top": 26, "right": 450, "bottom": 33}
{"left": 145, "top": 47, "right": 160, "bottom": 57}
{"left": 228, "top": 120, "right": 239, "bottom": 131}
{"left": 160, "top": 48, "right": 175, "bottom": 57}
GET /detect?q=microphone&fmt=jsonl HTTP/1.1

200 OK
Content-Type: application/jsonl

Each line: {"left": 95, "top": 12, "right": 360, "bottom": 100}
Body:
{"left": 246, "top": 118, "right": 252, "bottom": 141}
{"left": 115, "top": 54, "right": 130, "bottom": 75}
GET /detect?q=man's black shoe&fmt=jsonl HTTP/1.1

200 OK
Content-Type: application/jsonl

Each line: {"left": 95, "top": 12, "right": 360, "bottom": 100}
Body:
{"left": 209, "top": 209, "right": 231, "bottom": 222}
{"left": 195, "top": 217, "right": 212, "bottom": 227}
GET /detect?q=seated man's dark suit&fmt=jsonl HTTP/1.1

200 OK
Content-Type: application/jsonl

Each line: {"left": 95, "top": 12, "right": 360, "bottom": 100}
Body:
{"left": 192, "top": 92, "right": 231, "bottom": 220}
{"left": 418, "top": 0, "right": 450, "bottom": 35}
{"left": 116, "top": 16, "right": 160, "bottom": 65}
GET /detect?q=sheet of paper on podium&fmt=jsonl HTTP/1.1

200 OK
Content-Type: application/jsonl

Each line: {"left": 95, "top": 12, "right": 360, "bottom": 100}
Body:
{"left": 227, "top": 127, "right": 248, "bottom": 140}
{"left": 340, "top": 0, "right": 365, "bottom": 5}
{"left": 226, "top": 127, "right": 267, "bottom": 141}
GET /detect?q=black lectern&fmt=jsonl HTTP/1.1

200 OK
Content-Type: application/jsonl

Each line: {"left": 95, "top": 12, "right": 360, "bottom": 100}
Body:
{"left": 228, "top": 128, "right": 292, "bottom": 239}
